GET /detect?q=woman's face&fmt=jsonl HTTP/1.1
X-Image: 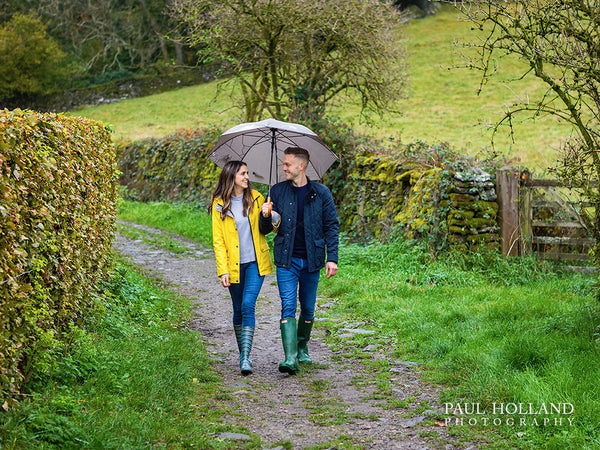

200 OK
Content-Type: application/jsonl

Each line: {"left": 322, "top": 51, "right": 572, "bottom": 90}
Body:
{"left": 234, "top": 164, "right": 249, "bottom": 191}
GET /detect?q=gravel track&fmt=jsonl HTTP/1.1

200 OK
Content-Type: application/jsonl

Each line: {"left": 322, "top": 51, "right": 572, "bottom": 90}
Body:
{"left": 114, "top": 220, "right": 478, "bottom": 449}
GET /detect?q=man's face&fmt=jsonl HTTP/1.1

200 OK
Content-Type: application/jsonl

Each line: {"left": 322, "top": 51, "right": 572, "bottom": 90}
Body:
{"left": 282, "top": 154, "right": 305, "bottom": 181}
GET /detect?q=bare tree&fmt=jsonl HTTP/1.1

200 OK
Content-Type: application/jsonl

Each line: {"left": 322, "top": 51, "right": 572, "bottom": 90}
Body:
{"left": 170, "top": 0, "right": 406, "bottom": 122}
{"left": 460, "top": 0, "right": 600, "bottom": 264}
{"left": 2, "top": 0, "right": 184, "bottom": 77}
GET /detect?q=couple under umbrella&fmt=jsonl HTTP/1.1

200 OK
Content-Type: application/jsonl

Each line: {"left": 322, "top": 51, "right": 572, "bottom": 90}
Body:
{"left": 208, "top": 119, "right": 339, "bottom": 375}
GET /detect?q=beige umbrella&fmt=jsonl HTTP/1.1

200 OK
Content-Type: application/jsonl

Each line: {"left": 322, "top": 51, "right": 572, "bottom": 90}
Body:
{"left": 209, "top": 119, "right": 338, "bottom": 195}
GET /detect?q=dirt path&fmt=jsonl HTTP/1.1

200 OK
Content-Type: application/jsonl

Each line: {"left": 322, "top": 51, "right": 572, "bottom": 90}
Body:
{"left": 114, "top": 221, "right": 478, "bottom": 449}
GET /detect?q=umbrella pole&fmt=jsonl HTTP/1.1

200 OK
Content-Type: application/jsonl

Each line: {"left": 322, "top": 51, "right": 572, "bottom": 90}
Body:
{"left": 266, "top": 128, "right": 276, "bottom": 215}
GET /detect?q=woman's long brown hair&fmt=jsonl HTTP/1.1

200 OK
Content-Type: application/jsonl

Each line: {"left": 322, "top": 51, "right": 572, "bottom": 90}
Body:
{"left": 208, "top": 161, "right": 254, "bottom": 220}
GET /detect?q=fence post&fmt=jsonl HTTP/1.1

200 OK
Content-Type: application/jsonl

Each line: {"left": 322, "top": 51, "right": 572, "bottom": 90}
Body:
{"left": 519, "top": 170, "right": 533, "bottom": 255}
{"left": 496, "top": 168, "right": 520, "bottom": 256}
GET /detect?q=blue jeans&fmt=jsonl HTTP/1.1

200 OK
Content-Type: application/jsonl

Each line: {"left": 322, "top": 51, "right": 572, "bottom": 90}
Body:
{"left": 228, "top": 262, "right": 264, "bottom": 328}
{"left": 277, "top": 257, "right": 320, "bottom": 320}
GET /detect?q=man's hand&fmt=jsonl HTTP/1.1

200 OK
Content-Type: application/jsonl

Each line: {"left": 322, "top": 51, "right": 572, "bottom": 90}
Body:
{"left": 325, "top": 261, "right": 338, "bottom": 279}
{"left": 261, "top": 201, "right": 272, "bottom": 217}
{"left": 220, "top": 274, "right": 230, "bottom": 287}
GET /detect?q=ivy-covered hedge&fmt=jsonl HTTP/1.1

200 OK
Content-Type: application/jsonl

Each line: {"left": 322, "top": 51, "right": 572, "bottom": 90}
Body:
{"left": 118, "top": 128, "right": 222, "bottom": 204}
{"left": 0, "top": 109, "right": 117, "bottom": 406}
{"left": 314, "top": 120, "right": 504, "bottom": 248}
{"left": 117, "top": 119, "right": 506, "bottom": 249}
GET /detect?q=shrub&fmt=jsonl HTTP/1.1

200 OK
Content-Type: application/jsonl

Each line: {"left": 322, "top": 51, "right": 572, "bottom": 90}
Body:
{"left": 0, "top": 108, "right": 117, "bottom": 406}
{"left": 118, "top": 128, "right": 222, "bottom": 205}
{"left": 117, "top": 118, "right": 508, "bottom": 248}
{"left": 0, "top": 14, "right": 67, "bottom": 99}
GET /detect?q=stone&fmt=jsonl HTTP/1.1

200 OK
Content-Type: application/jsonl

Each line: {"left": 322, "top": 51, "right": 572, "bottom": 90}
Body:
{"left": 215, "top": 432, "right": 252, "bottom": 440}
{"left": 399, "top": 416, "right": 427, "bottom": 428}
{"left": 449, "top": 209, "right": 475, "bottom": 220}
{"left": 448, "top": 225, "right": 469, "bottom": 235}
{"left": 344, "top": 321, "right": 367, "bottom": 327}
{"left": 341, "top": 328, "right": 376, "bottom": 335}
{"left": 449, "top": 193, "right": 477, "bottom": 204}
{"left": 395, "top": 361, "right": 420, "bottom": 367}
{"left": 454, "top": 168, "right": 492, "bottom": 183}
{"left": 338, "top": 333, "right": 356, "bottom": 339}
{"left": 362, "top": 344, "right": 379, "bottom": 352}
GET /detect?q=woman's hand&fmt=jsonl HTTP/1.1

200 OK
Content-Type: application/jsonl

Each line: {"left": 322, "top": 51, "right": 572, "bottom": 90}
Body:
{"left": 262, "top": 201, "right": 272, "bottom": 217}
{"left": 220, "top": 274, "right": 230, "bottom": 287}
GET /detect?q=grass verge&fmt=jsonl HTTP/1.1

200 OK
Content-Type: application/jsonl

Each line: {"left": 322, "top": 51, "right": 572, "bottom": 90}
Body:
{"left": 0, "top": 258, "right": 257, "bottom": 449}
{"left": 319, "top": 238, "right": 600, "bottom": 448}
{"left": 118, "top": 199, "right": 213, "bottom": 248}
{"left": 116, "top": 200, "right": 600, "bottom": 447}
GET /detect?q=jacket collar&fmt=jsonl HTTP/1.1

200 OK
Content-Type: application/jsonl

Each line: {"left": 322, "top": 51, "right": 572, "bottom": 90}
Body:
{"left": 215, "top": 202, "right": 234, "bottom": 218}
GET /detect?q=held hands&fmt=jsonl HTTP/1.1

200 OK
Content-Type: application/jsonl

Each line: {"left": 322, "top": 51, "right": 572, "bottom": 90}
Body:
{"left": 325, "top": 261, "right": 338, "bottom": 279}
{"left": 220, "top": 274, "right": 230, "bottom": 287}
{"left": 261, "top": 201, "right": 273, "bottom": 217}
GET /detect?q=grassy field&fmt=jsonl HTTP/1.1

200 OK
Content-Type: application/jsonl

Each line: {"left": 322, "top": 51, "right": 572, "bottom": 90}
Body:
{"left": 322, "top": 239, "right": 600, "bottom": 448}
{"left": 114, "top": 202, "right": 600, "bottom": 448}
{"left": 6, "top": 199, "right": 597, "bottom": 447}
{"left": 71, "top": 4, "right": 574, "bottom": 172}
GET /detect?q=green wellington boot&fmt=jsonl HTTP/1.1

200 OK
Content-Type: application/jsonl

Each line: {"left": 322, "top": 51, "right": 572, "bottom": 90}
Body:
{"left": 233, "top": 324, "right": 243, "bottom": 352}
{"left": 240, "top": 326, "right": 254, "bottom": 376}
{"left": 297, "top": 316, "right": 314, "bottom": 364}
{"left": 278, "top": 318, "right": 299, "bottom": 375}
{"left": 233, "top": 324, "right": 245, "bottom": 372}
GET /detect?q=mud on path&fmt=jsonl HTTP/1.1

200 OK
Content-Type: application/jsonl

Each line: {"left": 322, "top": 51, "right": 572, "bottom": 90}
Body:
{"left": 114, "top": 221, "right": 478, "bottom": 449}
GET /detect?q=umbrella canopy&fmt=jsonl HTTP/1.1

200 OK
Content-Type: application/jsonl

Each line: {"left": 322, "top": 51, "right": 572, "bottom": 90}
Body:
{"left": 209, "top": 118, "right": 338, "bottom": 186}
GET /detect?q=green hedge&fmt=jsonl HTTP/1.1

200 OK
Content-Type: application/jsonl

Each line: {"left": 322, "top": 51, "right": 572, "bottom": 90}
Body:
{"left": 117, "top": 119, "right": 506, "bottom": 247}
{"left": 118, "top": 128, "right": 222, "bottom": 205}
{"left": 0, "top": 109, "right": 117, "bottom": 406}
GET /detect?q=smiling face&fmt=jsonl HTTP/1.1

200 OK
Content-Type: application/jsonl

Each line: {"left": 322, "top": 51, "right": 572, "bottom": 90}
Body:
{"left": 234, "top": 164, "right": 249, "bottom": 194}
{"left": 283, "top": 154, "right": 307, "bottom": 185}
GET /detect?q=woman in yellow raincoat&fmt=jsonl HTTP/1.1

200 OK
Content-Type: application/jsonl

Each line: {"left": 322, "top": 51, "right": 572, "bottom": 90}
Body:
{"left": 209, "top": 161, "right": 274, "bottom": 375}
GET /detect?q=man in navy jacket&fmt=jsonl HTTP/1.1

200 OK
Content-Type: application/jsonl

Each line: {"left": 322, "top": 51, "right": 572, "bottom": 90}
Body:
{"left": 260, "top": 147, "right": 339, "bottom": 375}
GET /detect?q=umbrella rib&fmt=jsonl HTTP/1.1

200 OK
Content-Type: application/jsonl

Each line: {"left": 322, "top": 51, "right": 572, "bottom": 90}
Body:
{"left": 237, "top": 135, "right": 273, "bottom": 160}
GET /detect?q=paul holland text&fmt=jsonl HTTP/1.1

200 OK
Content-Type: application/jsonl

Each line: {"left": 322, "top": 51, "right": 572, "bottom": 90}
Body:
{"left": 444, "top": 403, "right": 575, "bottom": 427}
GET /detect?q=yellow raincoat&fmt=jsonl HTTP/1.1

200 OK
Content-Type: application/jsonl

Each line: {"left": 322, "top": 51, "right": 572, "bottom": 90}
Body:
{"left": 212, "top": 190, "right": 273, "bottom": 283}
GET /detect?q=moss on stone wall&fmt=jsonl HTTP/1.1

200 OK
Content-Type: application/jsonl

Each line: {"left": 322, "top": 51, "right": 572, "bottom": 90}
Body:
{"left": 117, "top": 121, "right": 506, "bottom": 252}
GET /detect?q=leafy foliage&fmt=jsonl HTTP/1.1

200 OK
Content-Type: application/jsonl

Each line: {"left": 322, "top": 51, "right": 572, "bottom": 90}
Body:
{"left": 0, "top": 263, "right": 231, "bottom": 449}
{"left": 0, "top": 14, "right": 67, "bottom": 99}
{"left": 0, "top": 108, "right": 117, "bottom": 406}
{"left": 1, "top": 0, "right": 196, "bottom": 86}
{"left": 118, "top": 128, "right": 222, "bottom": 205}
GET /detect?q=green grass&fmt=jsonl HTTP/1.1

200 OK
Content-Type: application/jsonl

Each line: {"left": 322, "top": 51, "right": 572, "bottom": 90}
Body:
{"left": 319, "top": 239, "right": 600, "bottom": 448}
{"left": 330, "top": 4, "right": 573, "bottom": 171}
{"left": 70, "top": 5, "right": 574, "bottom": 171}
{"left": 0, "top": 260, "right": 256, "bottom": 449}
{"left": 115, "top": 202, "right": 600, "bottom": 448}
{"left": 117, "top": 222, "right": 195, "bottom": 254}
{"left": 118, "top": 199, "right": 213, "bottom": 248}
{"left": 71, "top": 80, "right": 243, "bottom": 145}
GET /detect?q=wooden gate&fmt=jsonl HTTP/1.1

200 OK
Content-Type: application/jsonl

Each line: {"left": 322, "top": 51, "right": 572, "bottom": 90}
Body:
{"left": 496, "top": 169, "right": 594, "bottom": 262}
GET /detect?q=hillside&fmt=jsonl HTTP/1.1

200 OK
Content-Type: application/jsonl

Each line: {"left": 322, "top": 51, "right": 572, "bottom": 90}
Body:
{"left": 71, "top": 5, "right": 574, "bottom": 172}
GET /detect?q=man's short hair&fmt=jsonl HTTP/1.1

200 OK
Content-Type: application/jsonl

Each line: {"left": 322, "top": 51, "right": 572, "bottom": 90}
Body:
{"left": 284, "top": 147, "right": 310, "bottom": 164}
